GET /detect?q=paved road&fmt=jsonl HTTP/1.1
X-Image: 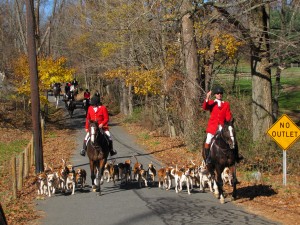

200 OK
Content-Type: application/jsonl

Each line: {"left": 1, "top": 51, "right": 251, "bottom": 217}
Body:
{"left": 36, "top": 97, "right": 280, "bottom": 225}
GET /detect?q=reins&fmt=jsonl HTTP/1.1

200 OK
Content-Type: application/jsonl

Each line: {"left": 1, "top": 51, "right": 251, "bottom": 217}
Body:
{"left": 89, "top": 126, "right": 108, "bottom": 152}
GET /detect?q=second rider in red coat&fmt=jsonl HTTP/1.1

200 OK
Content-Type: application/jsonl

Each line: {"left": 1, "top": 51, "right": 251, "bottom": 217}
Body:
{"left": 203, "top": 86, "right": 232, "bottom": 165}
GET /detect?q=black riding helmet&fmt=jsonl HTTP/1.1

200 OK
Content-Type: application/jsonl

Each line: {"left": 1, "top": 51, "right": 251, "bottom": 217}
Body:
{"left": 213, "top": 86, "right": 224, "bottom": 95}
{"left": 90, "top": 96, "right": 100, "bottom": 106}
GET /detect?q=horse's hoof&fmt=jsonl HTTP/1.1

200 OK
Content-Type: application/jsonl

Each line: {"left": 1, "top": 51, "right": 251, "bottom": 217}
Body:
{"left": 220, "top": 199, "right": 225, "bottom": 204}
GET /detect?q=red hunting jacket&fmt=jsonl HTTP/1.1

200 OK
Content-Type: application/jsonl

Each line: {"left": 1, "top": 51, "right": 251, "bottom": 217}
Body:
{"left": 85, "top": 105, "right": 109, "bottom": 131}
{"left": 84, "top": 92, "right": 90, "bottom": 99}
{"left": 202, "top": 99, "right": 232, "bottom": 135}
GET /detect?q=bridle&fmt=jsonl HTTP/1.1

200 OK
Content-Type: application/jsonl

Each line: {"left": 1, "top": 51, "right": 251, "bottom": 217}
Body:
{"left": 90, "top": 123, "right": 100, "bottom": 143}
{"left": 220, "top": 124, "right": 235, "bottom": 149}
{"left": 89, "top": 122, "right": 106, "bottom": 148}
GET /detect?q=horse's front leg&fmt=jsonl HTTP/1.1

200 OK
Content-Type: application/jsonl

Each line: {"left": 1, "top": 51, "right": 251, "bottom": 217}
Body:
{"left": 97, "top": 159, "right": 107, "bottom": 196}
{"left": 90, "top": 160, "right": 96, "bottom": 190}
{"left": 99, "top": 159, "right": 107, "bottom": 186}
{"left": 216, "top": 168, "right": 225, "bottom": 204}
{"left": 94, "top": 166, "right": 101, "bottom": 195}
{"left": 231, "top": 165, "right": 237, "bottom": 200}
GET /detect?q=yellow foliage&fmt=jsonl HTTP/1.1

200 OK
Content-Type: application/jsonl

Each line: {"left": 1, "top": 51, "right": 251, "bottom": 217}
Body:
{"left": 198, "top": 33, "right": 244, "bottom": 59}
{"left": 195, "top": 21, "right": 244, "bottom": 59}
{"left": 212, "top": 33, "right": 244, "bottom": 58}
{"left": 96, "top": 42, "right": 120, "bottom": 58}
{"left": 166, "top": 44, "right": 180, "bottom": 70}
{"left": 104, "top": 68, "right": 162, "bottom": 96}
{"left": 12, "top": 55, "right": 75, "bottom": 102}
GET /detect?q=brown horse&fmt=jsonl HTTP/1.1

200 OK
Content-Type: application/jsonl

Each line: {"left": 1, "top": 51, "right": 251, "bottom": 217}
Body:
{"left": 86, "top": 120, "right": 110, "bottom": 195}
{"left": 202, "top": 119, "right": 238, "bottom": 204}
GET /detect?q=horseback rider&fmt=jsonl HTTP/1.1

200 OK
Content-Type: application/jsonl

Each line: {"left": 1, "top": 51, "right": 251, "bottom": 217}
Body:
{"left": 80, "top": 95, "right": 117, "bottom": 157}
{"left": 94, "top": 90, "right": 100, "bottom": 97}
{"left": 64, "top": 82, "right": 70, "bottom": 98}
{"left": 83, "top": 89, "right": 91, "bottom": 108}
{"left": 202, "top": 86, "right": 242, "bottom": 165}
{"left": 71, "top": 78, "right": 78, "bottom": 87}
{"left": 84, "top": 89, "right": 91, "bottom": 100}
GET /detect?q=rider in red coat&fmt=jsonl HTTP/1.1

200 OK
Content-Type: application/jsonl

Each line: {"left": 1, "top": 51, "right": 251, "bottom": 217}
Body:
{"left": 83, "top": 89, "right": 91, "bottom": 99}
{"left": 80, "top": 95, "right": 117, "bottom": 157}
{"left": 202, "top": 86, "right": 241, "bottom": 165}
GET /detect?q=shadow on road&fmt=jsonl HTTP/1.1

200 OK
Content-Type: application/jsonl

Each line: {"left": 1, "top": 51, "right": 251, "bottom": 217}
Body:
{"left": 237, "top": 184, "right": 277, "bottom": 200}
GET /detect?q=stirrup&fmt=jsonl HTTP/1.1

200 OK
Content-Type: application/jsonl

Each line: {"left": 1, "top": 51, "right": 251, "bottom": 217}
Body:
{"left": 80, "top": 149, "right": 86, "bottom": 156}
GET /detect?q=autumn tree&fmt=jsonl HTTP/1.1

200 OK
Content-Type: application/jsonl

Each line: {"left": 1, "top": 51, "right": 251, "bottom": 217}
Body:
{"left": 12, "top": 55, "right": 74, "bottom": 102}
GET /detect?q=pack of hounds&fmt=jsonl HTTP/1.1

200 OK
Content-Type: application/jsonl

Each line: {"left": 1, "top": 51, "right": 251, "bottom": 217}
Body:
{"left": 35, "top": 157, "right": 233, "bottom": 197}
{"left": 35, "top": 159, "right": 86, "bottom": 197}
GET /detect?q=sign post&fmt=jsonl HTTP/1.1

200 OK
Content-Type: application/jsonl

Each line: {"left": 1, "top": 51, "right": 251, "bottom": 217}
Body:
{"left": 267, "top": 114, "right": 300, "bottom": 186}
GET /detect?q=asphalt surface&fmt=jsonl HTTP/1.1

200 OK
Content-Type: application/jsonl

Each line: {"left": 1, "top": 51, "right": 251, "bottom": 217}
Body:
{"left": 36, "top": 97, "right": 280, "bottom": 225}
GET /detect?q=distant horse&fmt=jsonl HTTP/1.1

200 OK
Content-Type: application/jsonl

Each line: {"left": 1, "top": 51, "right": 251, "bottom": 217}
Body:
{"left": 202, "top": 119, "right": 238, "bottom": 204}
{"left": 66, "top": 99, "right": 75, "bottom": 118}
{"left": 63, "top": 91, "right": 76, "bottom": 117}
{"left": 53, "top": 83, "right": 61, "bottom": 109}
{"left": 83, "top": 98, "right": 90, "bottom": 116}
{"left": 86, "top": 120, "right": 110, "bottom": 195}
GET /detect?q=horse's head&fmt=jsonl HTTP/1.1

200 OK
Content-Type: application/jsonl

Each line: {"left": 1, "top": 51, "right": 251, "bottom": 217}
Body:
{"left": 89, "top": 120, "right": 106, "bottom": 144}
{"left": 222, "top": 119, "right": 236, "bottom": 149}
{"left": 89, "top": 120, "right": 100, "bottom": 143}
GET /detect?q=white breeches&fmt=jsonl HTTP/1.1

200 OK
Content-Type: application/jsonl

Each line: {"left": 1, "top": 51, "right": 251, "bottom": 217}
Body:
{"left": 205, "top": 125, "right": 222, "bottom": 144}
{"left": 84, "top": 130, "right": 112, "bottom": 141}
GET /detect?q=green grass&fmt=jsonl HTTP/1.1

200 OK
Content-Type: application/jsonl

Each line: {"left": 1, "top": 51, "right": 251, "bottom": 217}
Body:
{"left": 279, "top": 91, "right": 300, "bottom": 110}
{"left": 123, "top": 107, "right": 142, "bottom": 123}
{"left": 150, "top": 141, "right": 161, "bottom": 146}
{"left": 138, "top": 132, "right": 150, "bottom": 140}
{"left": 216, "top": 66, "right": 300, "bottom": 112}
{"left": 46, "top": 131, "right": 57, "bottom": 138}
{"left": 0, "top": 140, "right": 28, "bottom": 166}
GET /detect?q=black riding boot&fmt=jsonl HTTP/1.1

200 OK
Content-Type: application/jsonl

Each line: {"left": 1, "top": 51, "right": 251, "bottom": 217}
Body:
{"left": 109, "top": 140, "right": 117, "bottom": 156}
{"left": 205, "top": 148, "right": 211, "bottom": 165}
{"left": 80, "top": 140, "right": 87, "bottom": 156}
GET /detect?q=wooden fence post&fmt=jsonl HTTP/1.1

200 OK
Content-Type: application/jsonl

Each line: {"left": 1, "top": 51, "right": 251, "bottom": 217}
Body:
{"left": 11, "top": 157, "right": 17, "bottom": 199}
{"left": 18, "top": 153, "right": 24, "bottom": 191}
{"left": 30, "top": 136, "right": 34, "bottom": 167}
{"left": 24, "top": 147, "right": 29, "bottom": 178}
{"left": 41, "top": 119, "right": 45, "bottom": 144}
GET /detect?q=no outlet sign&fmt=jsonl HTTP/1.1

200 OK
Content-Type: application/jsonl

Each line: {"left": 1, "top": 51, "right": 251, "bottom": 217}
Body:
{"left": 267, "top": 114, "right": 300, "bottom": 150}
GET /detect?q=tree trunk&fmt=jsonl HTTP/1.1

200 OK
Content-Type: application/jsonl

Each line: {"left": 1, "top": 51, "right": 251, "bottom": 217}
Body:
{"left": 128, "top": 84, "right": 133, "bottom": 116}
{"left": 204, "top": 41, "right": 215, "bottom": 92}
{"left": 181, "top": 1, "right": 200, "bottom": 149}
{"left": 250, "top": 1, "right": 273, "bottom": 142}
{"left": 273, "top": 1, "right": 287, "bottom": 120}
{"left": 120, "top": 80, "right": 128, "bottom": 115}
{"left": 15, "top": 0, "right": 27, "bottom": 54}
{"left": 159, "top": 17, "right": 176, "bottom": 137}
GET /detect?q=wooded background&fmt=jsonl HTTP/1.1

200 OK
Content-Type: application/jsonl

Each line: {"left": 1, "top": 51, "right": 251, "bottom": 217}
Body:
{"left": 1, "top": 0, "right": 300, "bottom": 174}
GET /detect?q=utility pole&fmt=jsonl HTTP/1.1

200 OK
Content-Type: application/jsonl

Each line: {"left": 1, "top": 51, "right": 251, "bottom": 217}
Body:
{"left": 26, "top": 0, "right": 44, "bottom": 173}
